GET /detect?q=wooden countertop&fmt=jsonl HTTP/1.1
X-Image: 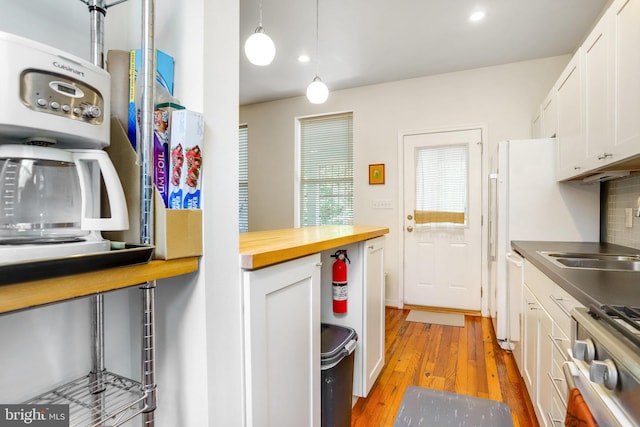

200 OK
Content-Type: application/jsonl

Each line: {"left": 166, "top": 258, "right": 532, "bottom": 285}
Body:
{"left": 0, "top": 257, "right": 199, "bottom": 315}
{"left": 239, "top": 225, "right": 389, "bottom": 270}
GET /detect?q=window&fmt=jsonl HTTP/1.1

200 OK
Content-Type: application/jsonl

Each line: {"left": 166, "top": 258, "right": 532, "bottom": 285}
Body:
{"left": 299, "top": 112, "right": 353, "bottom": 226}
{"left": 414, "top": 144, "right": 468, "bottom": 227}
{"left": 239, "top": 124, "right": 249, "bottom": 232}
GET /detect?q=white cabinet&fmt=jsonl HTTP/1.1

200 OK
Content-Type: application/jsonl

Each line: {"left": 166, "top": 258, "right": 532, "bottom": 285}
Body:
{"left": 583, "top": 16, "right": 613, "bottom": 170}
{"left": 532, "top": 88, "right": 557, "bottom": 139}
{"left": 320, "top": 237, "right": 385, "bottom": 397}
{"left": 522, "top": 285, "right": 538, "bottom": 400}
{"left": 556, "top": 52, "right": 587, "bottom": 180}
{"left": 532, "top": 109, "right": 542, "bottom": 138}
{"left": 363, "top": 237, "right": 385, "bottom": 395}
{"left": 540, "top": 88, "right": 558, "bottom": 138}
{"left": 610, "top": 0, "right": 640, "bottom": 161}
{"left": 242, "top": 254, "right": 322, "bottom": 427}
{"left": 521, "top": 261, "right": 584, "bottom": 427}
{"left": 552, "top": 0, "right": 640, "bottom": 180}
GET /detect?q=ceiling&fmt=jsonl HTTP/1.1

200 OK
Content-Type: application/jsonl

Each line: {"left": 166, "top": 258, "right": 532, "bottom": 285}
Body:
{"left": 239, "top": 0, "right": 609, "bottom": 106}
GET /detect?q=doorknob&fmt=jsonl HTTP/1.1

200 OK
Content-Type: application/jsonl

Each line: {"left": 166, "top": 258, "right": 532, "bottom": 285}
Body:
{"left": 406, "top": 226, "right": 414, "bottom": 232}
{"left": 407, "top": 214, "right": 413, "bottom": 220}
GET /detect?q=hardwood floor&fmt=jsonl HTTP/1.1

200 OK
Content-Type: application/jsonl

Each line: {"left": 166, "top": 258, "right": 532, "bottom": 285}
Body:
{"left": 351, "top": 308, "right": 539, "bottom": 427}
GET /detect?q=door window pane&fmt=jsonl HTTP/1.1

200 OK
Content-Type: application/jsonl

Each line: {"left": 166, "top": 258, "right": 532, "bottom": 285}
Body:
{"left": 415, "top": 144, "right": 468, "bottom": 227}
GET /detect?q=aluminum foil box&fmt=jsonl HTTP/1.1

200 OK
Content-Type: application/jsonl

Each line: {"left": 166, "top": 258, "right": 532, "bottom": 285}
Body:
{"left": 103, "top": 118, "right": 202, "bottom": 259}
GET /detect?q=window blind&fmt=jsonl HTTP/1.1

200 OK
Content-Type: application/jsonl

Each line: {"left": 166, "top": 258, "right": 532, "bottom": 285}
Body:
{"left": 239, "top": 124, "right": 249, "bottom": 232}
{"left": 415, "top": 144, "right": 468, "bottom": 226}
{"left": 299, "top": 112, "right": 353, "bottom": 226}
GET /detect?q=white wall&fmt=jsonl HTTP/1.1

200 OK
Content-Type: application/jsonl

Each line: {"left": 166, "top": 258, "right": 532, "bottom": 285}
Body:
{"left": 0, "top": 1, "right": 241, "bottom": 426}
{"left": 240, "top": 55, "right": 570, "bottom": 308}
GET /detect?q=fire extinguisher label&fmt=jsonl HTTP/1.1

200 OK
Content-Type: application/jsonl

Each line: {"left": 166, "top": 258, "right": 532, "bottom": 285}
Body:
{"left": 333, "top": 282, "right": 348, "bottom": 300}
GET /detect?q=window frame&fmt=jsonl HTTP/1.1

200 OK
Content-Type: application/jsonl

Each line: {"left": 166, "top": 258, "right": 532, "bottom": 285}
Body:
{"left": 295, "top": 111, "right": 354, "bottom": 227}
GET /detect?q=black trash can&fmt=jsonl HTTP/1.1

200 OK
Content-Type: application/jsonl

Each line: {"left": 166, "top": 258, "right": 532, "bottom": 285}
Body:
{"left": 321, "top": 323, "right": 358, "bottom": 427}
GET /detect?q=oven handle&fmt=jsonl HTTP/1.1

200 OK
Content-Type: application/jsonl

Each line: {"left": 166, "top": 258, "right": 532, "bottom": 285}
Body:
{"left": 563, "top": 360, "right": 578, "bottom": 390}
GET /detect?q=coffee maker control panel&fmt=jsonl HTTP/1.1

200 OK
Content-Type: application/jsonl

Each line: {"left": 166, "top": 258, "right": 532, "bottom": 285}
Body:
{"left": 21, "top": 70, "right": 105, "bottom": 125}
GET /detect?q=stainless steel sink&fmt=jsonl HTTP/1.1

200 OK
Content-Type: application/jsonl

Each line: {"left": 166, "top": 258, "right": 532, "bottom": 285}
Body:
{"left": 537, "top": 251, "right": 640, "bottom": 271}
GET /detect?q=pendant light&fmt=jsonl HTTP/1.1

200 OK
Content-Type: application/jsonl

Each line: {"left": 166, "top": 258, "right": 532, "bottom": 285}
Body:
{"left": 244, "top": 0, "right": 276, "bottom": 66}
{"left": 306, "top": 0, "right": 329, "bottom": 104}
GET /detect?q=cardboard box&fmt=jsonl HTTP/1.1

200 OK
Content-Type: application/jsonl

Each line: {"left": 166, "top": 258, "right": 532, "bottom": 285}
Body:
{"left": 128, "top": 49, "right": 175, "bottom": 148}
{"left": 169, "top": 110, "right": 204, "bottom": 209}
{"left": 104, "top": 118, "right": 202, "bottom": 259}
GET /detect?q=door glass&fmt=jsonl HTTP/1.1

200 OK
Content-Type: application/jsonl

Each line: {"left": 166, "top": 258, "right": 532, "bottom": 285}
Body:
{"left": 414, "top": 144, "right": 468, "bottom": 228}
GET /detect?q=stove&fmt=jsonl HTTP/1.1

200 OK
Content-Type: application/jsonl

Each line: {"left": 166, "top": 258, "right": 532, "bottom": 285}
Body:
{"left": 569, "top": 305, "right": 640, "bottom": 426}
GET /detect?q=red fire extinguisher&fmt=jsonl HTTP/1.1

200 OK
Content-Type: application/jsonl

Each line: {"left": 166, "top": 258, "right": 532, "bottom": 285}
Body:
{"left": 331, "top": 250, "right": 350, "bottom": 314}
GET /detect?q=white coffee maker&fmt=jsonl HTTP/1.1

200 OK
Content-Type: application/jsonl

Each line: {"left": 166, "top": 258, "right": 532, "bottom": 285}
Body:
{"left": 0, "top": 31, "right": 128, "bottom": 264}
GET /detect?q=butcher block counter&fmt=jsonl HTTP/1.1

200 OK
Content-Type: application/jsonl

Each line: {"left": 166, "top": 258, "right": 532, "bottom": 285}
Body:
{"left": 239, "top": 225, "right": 389, "bottom": 270}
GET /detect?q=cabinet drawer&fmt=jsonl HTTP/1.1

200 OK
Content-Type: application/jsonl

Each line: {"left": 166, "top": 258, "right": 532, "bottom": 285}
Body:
{"left": 548, "top": 285, "right": 582, "bottom": 335}
{"left": 524, "top": 261, "right": 555, "bottom": 306}
{"left": 551, "top": 335, "right": 569, "bottom": 406}
{"left": 549, "top": 387, "right": 567, "bottom": 427}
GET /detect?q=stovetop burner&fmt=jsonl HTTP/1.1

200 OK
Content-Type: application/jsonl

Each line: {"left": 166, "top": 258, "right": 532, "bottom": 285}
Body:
{"left": 588, "top": 305, "right": 640, "bottom": 349}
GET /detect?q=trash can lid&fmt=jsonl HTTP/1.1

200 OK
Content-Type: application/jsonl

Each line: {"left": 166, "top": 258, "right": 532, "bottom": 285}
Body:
{"left": 321, "top": 323, "right": 357, "bottom": 366}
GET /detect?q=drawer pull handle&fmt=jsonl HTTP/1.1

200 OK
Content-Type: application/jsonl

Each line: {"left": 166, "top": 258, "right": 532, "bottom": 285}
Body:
{"left": 549, "top": 295, "right": 572, "bottom": 317}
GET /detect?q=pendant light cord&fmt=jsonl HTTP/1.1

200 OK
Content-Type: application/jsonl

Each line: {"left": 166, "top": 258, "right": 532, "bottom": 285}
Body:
{"left": 259, "top": 0, "right": 264, "bottom": 26}
{"left": 315, "top": 0, "right": 319, "bottom": 75}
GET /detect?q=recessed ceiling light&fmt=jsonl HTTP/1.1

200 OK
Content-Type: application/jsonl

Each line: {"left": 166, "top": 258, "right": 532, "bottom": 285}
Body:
{"left": 469, "top": 11, "right": 486, "bottom": 22}
{"left": 298, "top": 54, "right": 310, "bottom": 63}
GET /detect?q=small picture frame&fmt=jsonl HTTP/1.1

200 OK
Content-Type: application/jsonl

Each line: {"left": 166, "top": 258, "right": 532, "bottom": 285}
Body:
{"left": 369, "top": 164, "right": 385, "bottom": 185}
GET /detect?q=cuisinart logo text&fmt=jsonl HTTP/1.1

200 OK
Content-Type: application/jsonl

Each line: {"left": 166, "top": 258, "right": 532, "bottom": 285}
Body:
{"left": 0, "top": 405, "right": 68, "bottom": 427}
{"left": 52, "top": 61, "right": 85, "bottom": 78}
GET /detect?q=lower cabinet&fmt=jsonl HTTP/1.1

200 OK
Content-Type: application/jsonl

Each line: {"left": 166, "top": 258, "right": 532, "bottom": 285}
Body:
{"left": 521, "top": 260, "right": 583, "bottom": 427}
{"left": 241, "top": 237, "right": 386, "bottom": 426}
{"left": 242, "top": 254, "right": 322, "bottom": 427}
{"left": 320, "top": 237, "right": 385, "bottom": 397}
{"left": 523, "top": 284, "right": 553, "bottom": 427}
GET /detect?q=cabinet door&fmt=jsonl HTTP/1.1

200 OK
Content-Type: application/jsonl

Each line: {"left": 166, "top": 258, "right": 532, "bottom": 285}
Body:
{"left": 532, "top": 108, "right": 542, "bottom": 138}
{"left": 556, "top": 52, "right": 587, "bottom": 180}
{"left": 611, "top": 0, "right": 640, "bottom": 159}
{"left": 363, "top": 237, "right": 385, "bottom": 396}
{"left": 537, "top": 308, "right": 553, "bottom": 427}
{"left": 522, "top": 285, "right": 538, "bottom": 403}
{"left": 243, "top": 254, "right": 321, "bottom": 427}
{"left": 583, "top": 17, "right": 613, "bottom": 169}
{"left": 541, "top": 88, "right": 557, "bottom": 138}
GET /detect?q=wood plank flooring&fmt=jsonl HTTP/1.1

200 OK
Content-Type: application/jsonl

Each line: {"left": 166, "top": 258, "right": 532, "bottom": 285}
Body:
{"left": 351, "top": 308, "right": 539, "bottom": 427}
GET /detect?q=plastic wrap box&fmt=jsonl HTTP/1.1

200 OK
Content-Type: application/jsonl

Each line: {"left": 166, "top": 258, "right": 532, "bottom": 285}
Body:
{"left": 103, "top": 118, "right": 202, "bottom": 260}
{"left": 168, "top": 110, "right": 203, "bottom": 209}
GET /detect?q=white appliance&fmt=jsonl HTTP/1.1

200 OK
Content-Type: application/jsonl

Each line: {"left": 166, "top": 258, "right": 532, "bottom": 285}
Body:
{"left": 0, "top": 31, "right": 110, "bottom": 149}
{"left": 0, "top": 31, "right": 127, "bottom": 264}
{"left": 488, "top": 138, "right": 600, "bottom": 353}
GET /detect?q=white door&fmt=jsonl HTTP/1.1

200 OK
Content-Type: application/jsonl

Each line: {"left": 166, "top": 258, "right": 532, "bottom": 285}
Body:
{"left": 402, "top": 128, "right": 482, "bottom": 310}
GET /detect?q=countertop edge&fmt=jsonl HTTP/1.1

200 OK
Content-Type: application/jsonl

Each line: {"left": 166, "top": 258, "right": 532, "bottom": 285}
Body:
{"left": 511, "top": 241, "right": 640, "bottom": 309}
{"left": 0, "top": 257, "right": 200, "bottom": 314}
{"left": 240, "top": 226, "right": 389, "bottom": 270}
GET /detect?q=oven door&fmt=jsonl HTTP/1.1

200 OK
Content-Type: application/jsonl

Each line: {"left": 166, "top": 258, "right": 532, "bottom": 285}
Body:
{"left": 563, "top": 354, "right": 636, "bottom": 427}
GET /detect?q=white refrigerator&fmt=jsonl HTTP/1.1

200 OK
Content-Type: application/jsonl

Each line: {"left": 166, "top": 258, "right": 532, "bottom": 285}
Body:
{"left": 488, "top": 138, "right": 600, "bottom": 356}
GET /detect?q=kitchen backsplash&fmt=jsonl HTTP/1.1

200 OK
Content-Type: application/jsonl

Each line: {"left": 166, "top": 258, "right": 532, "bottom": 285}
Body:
{"left": 605, "top": 171, "right": 640, "bottom": 249}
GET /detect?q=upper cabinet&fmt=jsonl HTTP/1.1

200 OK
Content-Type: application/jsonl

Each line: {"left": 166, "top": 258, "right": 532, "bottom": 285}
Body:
{"left": 536, "top": 0, "right": 640, "bottom": 181}
{"left": 541, "top": 88, "right": 557, "bottom": 139}
{"left": 610, "top": 0, "right": 640, "bottom": 160}
{"left": 531, "top": 87, "right": 557, "bottom": 139}
{"left": 556, "top": 52, "right": 587, "bottom": 180}
{"left": 583, "top": 16, "right": 613, "bottom": 170}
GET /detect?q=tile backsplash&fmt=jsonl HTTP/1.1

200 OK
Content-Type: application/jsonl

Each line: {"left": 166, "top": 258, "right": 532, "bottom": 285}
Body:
{"left": 605, "top": 171, "right": 640, "bottom": 249}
